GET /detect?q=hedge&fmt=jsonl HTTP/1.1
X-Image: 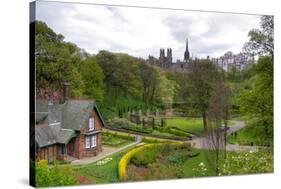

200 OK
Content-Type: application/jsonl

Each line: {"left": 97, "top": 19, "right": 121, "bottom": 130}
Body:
{"left": 118, "top": 143, "right": 191, "bottom": 180}
{"left": 102, "top": 130, "right": 135, "bottom": 141}
{"left": 118, "top": 144, "right": 152, "bottom": 180}
{"left": 142, "top": 137, "right": 183, "bottom": 144}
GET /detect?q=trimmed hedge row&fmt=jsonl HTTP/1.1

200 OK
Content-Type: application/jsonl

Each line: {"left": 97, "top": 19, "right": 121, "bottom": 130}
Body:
{"left": 118, "top": 144, "right": 154, "bottom": 180}
{"left": 142, "top": 137, "right": 178, "bottom": 144}
{"left": 102, "top": 130, "right": 135, "bottom": 141}
{"left": 108, "top": 118, "right": 152, "bottom": 134}
{"left": 118, "top": 143, "right": 191, "bottom": 180}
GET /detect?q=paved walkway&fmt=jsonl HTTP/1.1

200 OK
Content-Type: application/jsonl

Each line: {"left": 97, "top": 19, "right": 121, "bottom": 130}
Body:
{"left": 190, "top": 120, "right": 264, "bottom": 151}
{"left": 70, "top": 135, "right": 142, "bottom": 166}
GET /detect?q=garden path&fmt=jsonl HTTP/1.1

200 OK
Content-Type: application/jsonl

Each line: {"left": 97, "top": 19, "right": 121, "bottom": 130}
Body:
{"left": 191, "top": 120, "right": 264, "bottom": 151}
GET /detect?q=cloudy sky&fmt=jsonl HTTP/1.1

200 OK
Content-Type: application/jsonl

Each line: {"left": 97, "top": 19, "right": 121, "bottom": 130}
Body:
{"left": 36, "top": 1, "right": 261, "bottom": 61}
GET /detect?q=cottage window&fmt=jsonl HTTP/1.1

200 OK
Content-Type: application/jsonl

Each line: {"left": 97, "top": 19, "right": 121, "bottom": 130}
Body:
{"left": 91, "top": 135, "right": 97, "bottom": 148}
{"left": 85, "top": 136, "right": 90, "bottom": 149}
{"left": 89, "top": 117, "right": 95, "bottom": 131}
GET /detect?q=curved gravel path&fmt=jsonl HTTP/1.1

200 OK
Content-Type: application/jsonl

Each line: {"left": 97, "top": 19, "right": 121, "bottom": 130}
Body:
{"left": 191, "top": 120, "right": 263, "bottom": 151}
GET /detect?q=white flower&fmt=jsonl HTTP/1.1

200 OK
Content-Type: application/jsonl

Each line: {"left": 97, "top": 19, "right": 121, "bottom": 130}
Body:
{"left": 199, "top": 162, "right": 205, "bottom": 167}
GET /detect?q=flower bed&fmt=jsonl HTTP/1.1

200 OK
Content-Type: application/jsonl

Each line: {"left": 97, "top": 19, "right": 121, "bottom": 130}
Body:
{"left": 118, "top": 143, "right": 191, "bottom": 181}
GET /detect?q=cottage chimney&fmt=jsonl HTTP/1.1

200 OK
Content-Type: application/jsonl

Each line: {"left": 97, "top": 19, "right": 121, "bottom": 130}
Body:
{"left": 61, "top": 81, "right": 70, "bottom": 104}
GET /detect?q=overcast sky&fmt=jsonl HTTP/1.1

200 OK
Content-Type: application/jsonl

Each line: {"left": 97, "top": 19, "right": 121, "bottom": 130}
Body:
{"left": 36, "top": 1, "right": 261, "bottom": 61}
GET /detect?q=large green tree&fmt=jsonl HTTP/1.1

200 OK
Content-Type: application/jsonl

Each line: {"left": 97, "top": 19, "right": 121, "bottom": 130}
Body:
{"left": 80, "top": 57, "right": 105, "bottom": 103}
{"left": 35, "top": 21, "right": 84, "bottom": 97}
{"left": 243, "top": 15, "right": 274, "bottom": 57}
{"left": 188, "top": 59, "right": 220, "bottom": 132}
{"left": 238, "top": 56, "right": 273, "bottom": 138}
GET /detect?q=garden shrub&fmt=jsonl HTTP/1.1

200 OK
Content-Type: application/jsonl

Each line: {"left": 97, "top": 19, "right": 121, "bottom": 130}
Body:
{"left": 131, "top": 148, "right": 159, "bottom": 167}
{"left": 108, "top": 118, "right": 152, "bottom": 133}
{"left": 118, "top": 144, "right": 153, "bottom": 180}
{"left": 35, "top": 160, "right": 77, "bottom": 187}
{"left": 220, "top": 149, "right": 273, "bottom": 175}
{"left": 102, "top": 130, "right": 135, "bottom": 146}
{"left": 155, "top": 126, "right": 190, "bottom": 137}
{"left": 141, "top": 137, "right": 180, "bottom": 143}
{"left": 118, "top": 143, "right": 192, "bottom": 180}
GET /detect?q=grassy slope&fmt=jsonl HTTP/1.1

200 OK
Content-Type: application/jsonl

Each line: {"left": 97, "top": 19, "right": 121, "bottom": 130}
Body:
{"left": 166, "top": 117, "right": 204, "bottom": 135}
{"left": 183, "top": 149, "right": 217, "bottom": 177}
{"left": 73, "top": 145, "right": 136, "bottom": 184}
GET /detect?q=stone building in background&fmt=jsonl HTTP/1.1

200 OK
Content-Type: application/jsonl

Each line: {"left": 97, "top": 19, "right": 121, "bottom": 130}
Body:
{"left": 211, "top": 51, "right": 255, "bottom": 72}
{"left": 146, "top": 38, "right": 192, "bottom": 71}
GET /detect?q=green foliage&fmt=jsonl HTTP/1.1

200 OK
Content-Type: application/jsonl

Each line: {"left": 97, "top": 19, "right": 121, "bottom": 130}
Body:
{"left": 243, "top": 15, "right": 273, "bottom": 56}
{"left": 166, "top": 117, "right": 204, "bottom": 135}
{"left": 80, "top": 57, "right": 105, "bottom": 103}
{"left": 35, "top": 160, "right": 77, "bottom": 187}
{"left": 119, "top": 143, "right": 190, "bottom": 180}
{"left": 75, "top": 149, "right": 129, "bottom": 184}
{"left": 220, "top": 149, "right": 273, "bottom": 175}
{"left": 131, "top": 147, "right": 160, "bottom": 167}
{"left": 238, "top": 56, "right": 273, "bottom": 137}
{"left": 227, "top": 121, "right": 273, "bottom": 146}
{"left": 187, "top": 59, "right": 221, "bottom": 131}
{"left": 108, "top": 118, "right": 153, "bottom": 133}
{"left": 96, "top": 51, "right": 142, "bottom": 99}
{"left": 102, "top": 130, "right": 135, "bottom": 147}
{"left": 35, "top": 21, "right": 84, "bottom": 97}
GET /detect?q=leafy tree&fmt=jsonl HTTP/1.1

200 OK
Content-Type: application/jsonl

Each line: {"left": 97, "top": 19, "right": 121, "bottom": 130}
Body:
{"left": 35, "top": 21, "right": 84, "bottom": 97}
{"left": 166, "top": 70, "right": 190, "bottom": 101}
{"left": 188, "top": 59, "right": 219, "bottom": 132}
{"left": 115, "top": 53, "right": 142, "bottom": 97}
{"left": 243, "top": 15, "right": 274, "bottom": 57}
{"left": 139, "top": 63, "right": 160, "bottom": 104}
{"left": 96, "top": 51, "right": 142, "bottom": 100}
{"left": 157, "top": 71, "right": 179, "bottom": 104}
{"left": 238, "top": 56, "right": 273, "bottom": 139}
{"left": 80, "top": 57, "right": 105, "bottom": 103}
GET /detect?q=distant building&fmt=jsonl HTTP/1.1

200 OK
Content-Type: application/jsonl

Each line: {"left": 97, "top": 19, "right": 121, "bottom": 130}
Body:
{"left": 146, "top": 38, "right": 192, "bottom": 71}
{"left": 211, "top": 51, "right": 255, "bottom": 72}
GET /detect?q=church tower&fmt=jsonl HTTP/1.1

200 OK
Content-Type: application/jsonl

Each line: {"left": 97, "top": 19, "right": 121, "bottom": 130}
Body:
{"left": 184, "top": 38, "right": 190, "bottom": 62}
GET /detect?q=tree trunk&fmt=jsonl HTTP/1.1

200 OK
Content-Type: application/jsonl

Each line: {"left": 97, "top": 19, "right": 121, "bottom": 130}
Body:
{"left": 203, "top": 111, "right": 207, "bottom": 133}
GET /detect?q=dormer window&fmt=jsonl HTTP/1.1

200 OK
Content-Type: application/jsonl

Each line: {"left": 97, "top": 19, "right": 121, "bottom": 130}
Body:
{"left": 89, "top": 118, "right": 94, "bottom": 131}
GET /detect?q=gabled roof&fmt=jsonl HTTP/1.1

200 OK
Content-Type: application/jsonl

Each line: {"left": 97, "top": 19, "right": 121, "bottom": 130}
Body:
{"left": 35, "top": 99, "right": 105, "bottom": 147}
{"left": 35, "top": 124, "right": 57, "bottom": 147}
{"left": 35, "top": 123, "right": 76, "bottom": 148}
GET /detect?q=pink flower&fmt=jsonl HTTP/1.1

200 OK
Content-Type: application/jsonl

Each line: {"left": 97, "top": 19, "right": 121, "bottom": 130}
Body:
{"left": 79, "top": 176, "right": 85, "bottom": 183}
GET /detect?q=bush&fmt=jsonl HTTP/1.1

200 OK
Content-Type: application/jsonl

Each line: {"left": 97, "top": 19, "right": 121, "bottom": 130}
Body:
{"left": 131, "top": 148, "right": 159, "bottom": 167}
{"left": 35, "top": 160, "right": 77, "bottom": 187}
{"left": 108, "top": 118, "right": 152, "bottom": 133}
{"left": 220, "top": 149, "right": 273, "bottom": 175}
{"left": 118, "top": 144, "right": 154, "bottom": 180}
{"left": 142, "top": 137, "right": 177, "bottom": 143}
{"left": 118, "top": 143, "right": 191, "bottom": 181}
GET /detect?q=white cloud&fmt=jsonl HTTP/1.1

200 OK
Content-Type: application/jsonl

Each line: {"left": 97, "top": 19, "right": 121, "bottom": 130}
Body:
{"left": 36, "top": 1, "right": 261, "bottom": 60}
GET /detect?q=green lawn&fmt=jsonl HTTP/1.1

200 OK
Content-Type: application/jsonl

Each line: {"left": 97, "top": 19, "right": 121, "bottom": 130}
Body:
{"left": 73, "top": 145, "right": 137, "bottom": 184}
{"left": 166, "top": 117, "right": 204, "bottom": 135}
{"left": 102, "top": 131, "right": 135, "bottom": 148}
{"left": 227, "top": 123, "right": 273, "bottom": 146}
{"left": 183, "top": 149, "right": 217, "bottom": 177}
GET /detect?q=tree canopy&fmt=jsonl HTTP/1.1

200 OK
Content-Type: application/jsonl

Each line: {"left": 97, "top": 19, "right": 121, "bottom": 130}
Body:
{"left": 243, "top": 15, "right": 274, "bottom": 56}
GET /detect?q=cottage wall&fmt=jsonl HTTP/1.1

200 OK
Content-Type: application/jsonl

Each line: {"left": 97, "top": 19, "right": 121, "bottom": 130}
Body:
{"left": 73, "top": 109, "right": 103, "bottom": 159}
